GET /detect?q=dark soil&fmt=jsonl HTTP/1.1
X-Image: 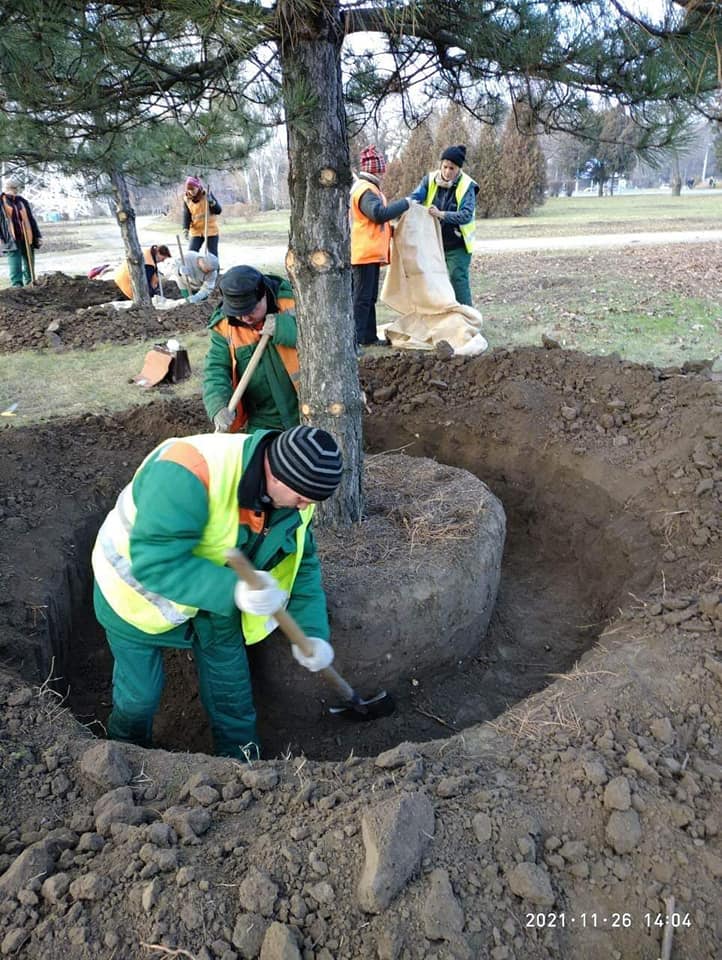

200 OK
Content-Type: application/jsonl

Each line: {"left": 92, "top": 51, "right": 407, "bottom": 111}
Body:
{"left": 0, "top": 272, "right": 218, "bottom": 353}
{"left": 0, "top": 277, "right": 720, "bottom": 959}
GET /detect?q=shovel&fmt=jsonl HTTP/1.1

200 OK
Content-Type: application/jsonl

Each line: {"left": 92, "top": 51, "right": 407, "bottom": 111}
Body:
{"left": 228, "top": 332, "right": 270, "bottom": 413}
{"left": 215, "top": 332, "right": 271, "bottom": 432}
{"left": 154, "top": 252, "right": 166, "bottom": 305}
{"left": 175, "top": 234, "right": 190, "bottom": 299}
{"left": 226, "top": 549, "right": 395, "bottom": 720}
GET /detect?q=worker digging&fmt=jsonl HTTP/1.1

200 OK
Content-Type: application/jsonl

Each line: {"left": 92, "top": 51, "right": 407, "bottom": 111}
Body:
{"left": 91, "top": 425, "right": 356, "bottom": 760}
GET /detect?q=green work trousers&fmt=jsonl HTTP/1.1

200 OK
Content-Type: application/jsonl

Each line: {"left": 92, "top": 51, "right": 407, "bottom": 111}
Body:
{"left": 444, "top": 247, "right": 473, "bottom": 306}
{"left": 106, "top": 608, "right": 259, "bottom": 759}
{"left": 7, "top": 247, "right": 33, "bottom": 287}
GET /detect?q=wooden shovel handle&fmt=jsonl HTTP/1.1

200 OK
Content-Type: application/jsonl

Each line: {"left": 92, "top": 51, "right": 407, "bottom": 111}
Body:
{"left": 226, "top": 549, "right": 356, "bottom": 703}
{"left": 226, "top": 333, "right": 271, "bottom": 415}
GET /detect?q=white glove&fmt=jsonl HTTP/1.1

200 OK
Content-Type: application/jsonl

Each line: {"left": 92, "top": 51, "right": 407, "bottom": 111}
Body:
{"left": 213, "top": 407, "right": 235, "bottom": 432}
{"left": 188, "top": 290, "right": 208, "bottom": 304}
{"left": 291, "top": 636, "right": 334, "bottom": 672}
{"left": 405, "top": 197, "right": 418, "bottom": 207}
{"left": 261, "top": 315, "right": 275, "bottom": 337}
{"left": 234, "top": 572, "right": 288, "bottom": 616}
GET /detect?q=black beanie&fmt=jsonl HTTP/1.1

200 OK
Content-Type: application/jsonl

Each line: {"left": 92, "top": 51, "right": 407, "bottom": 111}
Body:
{"left": 268, "top": 426, "right": 343, "bottom": 502}
{"left": 441, "top": 144, "right": 466, "bottom": 167}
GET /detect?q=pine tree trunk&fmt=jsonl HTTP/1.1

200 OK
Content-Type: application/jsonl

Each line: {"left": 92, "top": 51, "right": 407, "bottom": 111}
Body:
{"left": 109, "top": 170, "right": 151, "bottom": 306}
{"left": 278, "top": 0, "right": 363, "bottom": 526}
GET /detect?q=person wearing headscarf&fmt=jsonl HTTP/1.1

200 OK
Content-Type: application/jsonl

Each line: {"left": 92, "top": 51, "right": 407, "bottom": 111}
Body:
{"left": 411, "top": 144, "right": 479, "bottom": 306}
{"left": 350, "top": 145, "right": 412, "bottom": 346}
{"left": 1, "top": 175, "right": 42, "bottom": 287}
{"left": 183, "top": 175, "right": 222, "bottom": 259}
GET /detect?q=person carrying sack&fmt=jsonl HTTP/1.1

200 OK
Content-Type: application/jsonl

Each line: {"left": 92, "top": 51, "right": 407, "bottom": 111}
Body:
{"left": 410, "top": 144, "right": 479, "bottom": 307}
{"left": 350, "top": 145, "right": 411, "bottom": 347}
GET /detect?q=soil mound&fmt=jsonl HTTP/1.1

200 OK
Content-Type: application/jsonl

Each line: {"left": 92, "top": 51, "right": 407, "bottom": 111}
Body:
{"left": 0, "top": 272, "right": 217, "bottom": 352}
{"left": 0, "top": 341, "right": 720, "bottom": 958}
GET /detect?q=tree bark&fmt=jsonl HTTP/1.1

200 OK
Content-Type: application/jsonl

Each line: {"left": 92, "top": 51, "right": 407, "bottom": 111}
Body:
{"left": 109, "top": 169, "right": 151, "bottom": 306}
{"left": 278, "top": 0, "right": 363, "bottom": 526}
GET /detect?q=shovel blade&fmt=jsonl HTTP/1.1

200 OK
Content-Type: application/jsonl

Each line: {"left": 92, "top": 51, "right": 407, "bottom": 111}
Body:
{"left": 328, "top": 689, "right": 395, "bottom": 721}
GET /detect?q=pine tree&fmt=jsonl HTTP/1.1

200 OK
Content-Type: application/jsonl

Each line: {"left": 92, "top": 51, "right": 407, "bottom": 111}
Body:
{"left": 473, "top": 126, "right": 505, "bottom": 219}
{"left": 2, "top": 0, "right": 720, "bottom": 523}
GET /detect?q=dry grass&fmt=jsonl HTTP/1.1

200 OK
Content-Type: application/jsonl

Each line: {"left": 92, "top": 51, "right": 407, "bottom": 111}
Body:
{"left": 488, "top": 664, "right": 619, "bottom": 743}
{"left": 318, "top": 451, "right": 486, "bottom": 580}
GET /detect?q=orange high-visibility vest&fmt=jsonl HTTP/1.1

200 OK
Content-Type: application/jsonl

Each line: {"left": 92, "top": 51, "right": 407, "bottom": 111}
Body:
{"left": 212, "top": 307, "right": 299, "bottom": 432}
{"left": 113, "top": 247, "right": 159, "bottom": 299}
{"left": 184, "top": 192, "right": 219, "bottom": 237}
{"left": 1, "top": 195, "right": 33, "bottom": 249}
{"left": 350, "top": 179, "right": 391, "bottom": 266}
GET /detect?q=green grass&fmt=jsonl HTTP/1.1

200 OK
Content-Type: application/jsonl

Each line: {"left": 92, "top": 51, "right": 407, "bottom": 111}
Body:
{"left": 475, "top": 192, "right": 722, "bottom": 239}
{"left": 1, "top": 331, "right": 209, "bottom": 425}
{"left": 4, "top": 195, "right": 722, "bottom": 426}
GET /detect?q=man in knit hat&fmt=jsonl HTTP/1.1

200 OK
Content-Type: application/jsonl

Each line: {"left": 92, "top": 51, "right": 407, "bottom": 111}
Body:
{"left": 411, "top": 144, "right": 479, "bottom": 305}
{"left": 350, "top": 145, "right": 413, "bottom": 347}
{"left": 183, "top": 175, "right": 222, "bottom": 258}
{"left": 92, "top": 425, "right": 343, "bottom": 759}
{"left": 1, "top": 175, "right": 42, "bottom": 287}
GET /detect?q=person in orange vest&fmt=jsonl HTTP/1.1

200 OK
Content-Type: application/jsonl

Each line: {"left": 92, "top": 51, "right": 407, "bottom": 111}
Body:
{"left": 203, "top": 266, "right": 300, "bottom": 434}
{"left": 113, "top": 244, "right": 171, "bottom": 300}
{"left": 183, "top": 176, "right": 222, "bottom": 259}
{"left": 350, "top": 145, "right": 411, "bottom": 347}
{"left": 0, "top": 175, "right": 42, "bottom": 287}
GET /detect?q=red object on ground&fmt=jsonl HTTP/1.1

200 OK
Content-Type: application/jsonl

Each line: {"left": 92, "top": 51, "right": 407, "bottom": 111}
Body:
{"left": 87, "top": 263, "right": 111, "bottom": 279}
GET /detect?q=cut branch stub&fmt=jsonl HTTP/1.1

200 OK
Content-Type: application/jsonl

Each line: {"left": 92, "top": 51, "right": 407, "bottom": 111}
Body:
{"left": 301, "top": 402, "right": 347, "bottom": 417}
{"left": 310, "top": 250, "right": 332, "bottom": 271}
{"left": 319, "top": 167, "right": 337, "bottom": 186}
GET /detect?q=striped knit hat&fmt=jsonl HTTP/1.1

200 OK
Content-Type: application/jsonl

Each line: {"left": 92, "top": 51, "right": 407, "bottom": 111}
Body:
{"left": 268, "top": 426, "right": 343, "bottom": 502}
{"left": 359, "top": 145, "right": 386, "bottom": 176}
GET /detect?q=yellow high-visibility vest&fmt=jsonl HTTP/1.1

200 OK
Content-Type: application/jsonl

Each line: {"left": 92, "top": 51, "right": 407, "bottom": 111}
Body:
{"left": 92, "top": 433, "right": 314, "bottom": 642}
{"left": 424, "top": 170, "right": 477, "bottom": 253}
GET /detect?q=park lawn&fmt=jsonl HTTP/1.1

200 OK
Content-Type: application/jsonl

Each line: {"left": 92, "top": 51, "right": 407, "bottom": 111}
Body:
{"left": 474, "top": 191, "right": 722, "bottom": 239}
{"left": 1, "top": 331, "right": 208, "bottom": 426}
{"left": 146, "top": 192, "right": 722, "bottom": 242}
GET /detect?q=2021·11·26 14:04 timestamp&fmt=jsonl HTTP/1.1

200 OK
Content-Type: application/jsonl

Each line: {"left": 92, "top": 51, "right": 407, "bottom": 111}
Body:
{"left": 525, "top": 912, "right": 692, "bottom": 928}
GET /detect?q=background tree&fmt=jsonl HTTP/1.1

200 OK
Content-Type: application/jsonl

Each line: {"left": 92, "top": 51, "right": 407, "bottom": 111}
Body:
{"left": 582, "top": 107, "right": 639, "bottom": 196}
{"left": 496, "top": 101, "right": 547, "bottom": 215}
{"left": 2, "top": 0, "right": 721, "bottom": 523}
{"left": 0, "top": 5, "right": 265, "bottom": 302}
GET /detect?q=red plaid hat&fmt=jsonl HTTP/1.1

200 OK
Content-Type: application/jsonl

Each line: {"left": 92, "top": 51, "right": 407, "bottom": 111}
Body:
{"left": 359, "top": 145, "right": 386, "bottom": 176}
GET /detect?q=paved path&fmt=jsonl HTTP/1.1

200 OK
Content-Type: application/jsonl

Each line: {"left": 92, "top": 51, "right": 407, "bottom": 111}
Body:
{"left": 33, "top": 216, "right": 722, "bottom": 279}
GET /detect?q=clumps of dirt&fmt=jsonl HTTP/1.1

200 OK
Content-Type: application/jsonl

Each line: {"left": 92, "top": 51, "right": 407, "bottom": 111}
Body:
{"left": 0, "top": 344, "right": 720, "bottom": 958}
{"left": 0, "top": 272, "right": 218, "bottom": 353}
